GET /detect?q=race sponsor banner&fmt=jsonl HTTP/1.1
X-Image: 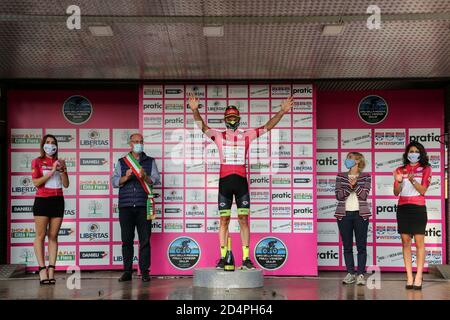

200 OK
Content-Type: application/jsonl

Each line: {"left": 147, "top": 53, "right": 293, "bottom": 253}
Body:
{"left": 317, "top": 89, "right": 446, "bottom": 271}
{"left": 142, "top": 83, "right": 317, "bottom": 276}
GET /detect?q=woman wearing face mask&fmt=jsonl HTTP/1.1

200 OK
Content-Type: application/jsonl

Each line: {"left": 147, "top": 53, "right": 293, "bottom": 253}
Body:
{"left": 31, "top": 134, "right": 69, "bottom": 285}
{"left": 335, "top": 152, "right": 371, "bottom": 286}
{"left": 393, "top": 142, "right": 431, "bottom": 290}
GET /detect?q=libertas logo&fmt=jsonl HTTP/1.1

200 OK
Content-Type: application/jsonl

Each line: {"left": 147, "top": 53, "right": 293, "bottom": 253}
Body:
{"left": 79, "top": 223, "right": 109, "bottom": 241}
{"left": 80, "top": 130, "right": 109, "bottom": 147}
{"left": 12, "top": 177, "right": 36, "bottom": 194}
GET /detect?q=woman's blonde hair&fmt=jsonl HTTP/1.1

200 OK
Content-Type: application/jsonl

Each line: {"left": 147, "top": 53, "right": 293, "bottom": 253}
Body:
{"left": 347, "top": 152, "right": 366, "bottom": 171}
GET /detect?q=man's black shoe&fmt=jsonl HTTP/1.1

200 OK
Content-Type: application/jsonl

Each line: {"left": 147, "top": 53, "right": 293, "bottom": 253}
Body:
{"left": 142, "top": 272, "right": 151, "bottom": 282}
{"left": 118, "top": 272, "right": 132, "bottom": 282}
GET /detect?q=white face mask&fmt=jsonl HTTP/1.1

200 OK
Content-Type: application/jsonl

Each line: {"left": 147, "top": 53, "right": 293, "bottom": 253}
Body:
{"left": 43, "top": 144, "right": 57, "bottom": 156}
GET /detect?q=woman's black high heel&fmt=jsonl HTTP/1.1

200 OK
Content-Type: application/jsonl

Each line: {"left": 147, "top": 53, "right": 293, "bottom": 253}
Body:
{"left": 47, "top": 265, "right": 56, "bottom": 285}
{"left": 38, "top": 266, "right": 50, "bottom": 285}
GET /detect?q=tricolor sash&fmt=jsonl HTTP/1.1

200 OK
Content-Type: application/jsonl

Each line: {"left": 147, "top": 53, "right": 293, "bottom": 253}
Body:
{"left": 123, "top": 153, "right": 156, "bottom": 220}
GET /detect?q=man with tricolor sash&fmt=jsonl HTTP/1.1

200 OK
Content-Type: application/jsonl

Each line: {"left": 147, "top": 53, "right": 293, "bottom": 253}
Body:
{"left": 112, "top": 133, "right": 160, "bottom": 282}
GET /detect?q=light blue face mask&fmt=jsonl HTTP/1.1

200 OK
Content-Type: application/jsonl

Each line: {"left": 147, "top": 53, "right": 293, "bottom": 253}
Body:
{"left": 133, "top": 143, "right": 144, "bottom": 154}
{"left": 43, "top": 143, "right": 57, "bottom": 156}
{"left": 344, "top": 159, "right": 356, "bottom": 169}
{"left": 407, "top": 152, "right": 420, "bottom": 164}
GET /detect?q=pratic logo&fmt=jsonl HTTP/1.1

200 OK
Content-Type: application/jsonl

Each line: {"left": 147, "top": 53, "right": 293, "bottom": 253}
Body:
{"left": 143, "top": 100, "right": 163, "bottom": 112}
{"left": 317, "top": 247, "right": 339, "bottom": 266}
{"left": 409, "top": 131, "right": 440, "bottom": 144}
{"left": 316, "top": 155, "right": 338, "bottom": 167}
{"left": 293, "top": 205, "right": 313, "bottom": 218}
{"left": 292, "top": 84, "right": 313, "bottom": 98}
{"left": 376, "top": 203, "right": 397, "bottom": 215}
{"left": 271, "top": 190, "right": 291, "bottom": 201}
{"left": 151, "top": 220, "right": 162, "bottom": 232}
{"left": 11, "top": 177, "right": 36, "bottom": 195}
{"left": 250, "top": 176, "right": 270, "bottom": 186}
{"left": 80, "top": 130, "right": 109, "bottom": 147}
{"left": 80, "top": 251, "right": 108, "bottom": 259}
{"left": 425, "top": 226, "right": 442, "bottom": 238}
{"left": 79, "top": 223, "right": 109, "bottom": 241}
{"left": 165, "top": 116, "right": 184, "bottom": 127}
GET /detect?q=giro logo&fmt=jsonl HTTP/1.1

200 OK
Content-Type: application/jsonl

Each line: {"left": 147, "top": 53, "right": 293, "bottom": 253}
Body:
{"left": 272, "top": 192, "right": 291, "bottom": 200}
{"left": 143, "top": 102, "right": 162, "bottom": 111}
{"left": 250, "top": 177, "right": 270, "bottom": 184}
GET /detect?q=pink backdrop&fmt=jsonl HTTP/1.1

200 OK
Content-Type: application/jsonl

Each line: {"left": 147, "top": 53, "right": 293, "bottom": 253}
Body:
{"left": 316, "top": 89, "right": 446, "bottom": 271}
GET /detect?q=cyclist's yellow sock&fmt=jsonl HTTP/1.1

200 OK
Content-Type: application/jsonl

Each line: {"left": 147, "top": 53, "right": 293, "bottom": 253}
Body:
{"left": 220, "top": 246, "right": 227, "bottom": 258}
{"left": 242, "top": 246, "right": 249, "bottom": 260}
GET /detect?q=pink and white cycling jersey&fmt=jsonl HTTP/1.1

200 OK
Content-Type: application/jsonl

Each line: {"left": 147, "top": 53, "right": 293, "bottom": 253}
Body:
{"left": 394, "top": 164, "right": 432, "bottom": 206}
{"left": 205, "top": 126, "right": 266, "bottom": 178}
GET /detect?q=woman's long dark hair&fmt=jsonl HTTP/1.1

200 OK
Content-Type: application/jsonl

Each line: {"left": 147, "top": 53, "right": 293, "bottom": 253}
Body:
{"left": 402, "top": 141, "right": 429, "bottom": 167}
{"left": 39, "top": 134, "right": 58, "bottom": 159}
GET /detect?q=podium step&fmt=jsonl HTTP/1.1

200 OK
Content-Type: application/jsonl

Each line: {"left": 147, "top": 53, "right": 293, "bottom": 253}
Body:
{"left": 0, "top": 264, "right": 27, "bottom": 279}
{"left": 193, "top": 268, "right": 264, "bottom": 289}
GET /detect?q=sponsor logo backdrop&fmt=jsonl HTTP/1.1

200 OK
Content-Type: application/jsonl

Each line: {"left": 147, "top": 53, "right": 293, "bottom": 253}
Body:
{"left": 316, "top": 89, "right": 446, "bottom": 271}
{"left": 141, "top": 84, "right": 317, "bottom": 275}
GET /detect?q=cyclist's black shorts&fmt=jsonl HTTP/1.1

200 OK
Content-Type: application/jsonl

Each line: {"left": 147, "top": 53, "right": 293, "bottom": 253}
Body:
{"left": 218, "top": 174, "right": 250, "bottom": 216}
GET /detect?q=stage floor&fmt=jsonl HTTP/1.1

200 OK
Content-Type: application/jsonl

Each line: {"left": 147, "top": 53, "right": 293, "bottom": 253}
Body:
{"left": 0, "top": 271, "right": 449, "bottom": 300}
